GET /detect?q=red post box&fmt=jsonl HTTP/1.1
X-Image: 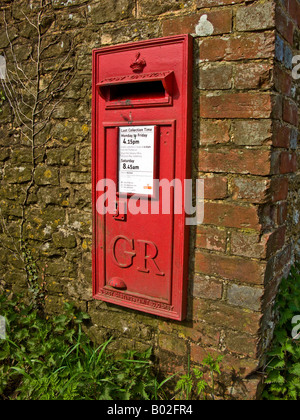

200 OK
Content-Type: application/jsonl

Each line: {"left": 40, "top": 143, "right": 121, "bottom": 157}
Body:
{"left": 92, "top": 35, "right": 193, "bottom": 320}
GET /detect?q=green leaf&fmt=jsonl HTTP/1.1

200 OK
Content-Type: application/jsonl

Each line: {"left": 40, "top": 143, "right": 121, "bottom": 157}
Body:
{"left": 197, "top": 380, "right": 208, "bottom": 396}
{"left": 265, "top": 370, "right": 285, "bottom": 385}
{"left": 290, "top": 363, "right": 300, "bottom": 377}
{"left": 267, "top": 358, "right": 285, "bottom": 370}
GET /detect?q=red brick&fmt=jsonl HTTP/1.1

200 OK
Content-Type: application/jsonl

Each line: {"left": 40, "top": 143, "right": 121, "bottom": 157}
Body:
{"left": 232, "top": 120, "right": 272, "bottom": 146}
{"left": 191, "top": 344, "right": 259, "bottom": 378}
{"left": 193, "top": 275, "right": 223, "bottom": 300}
{"left": 221, "top": 354, "right": 260, "bottom": 378}
{"left": 267, "top": 226, "right": 287, "bottom": 256}
{"left": 193, "top": 299, "right": 262, "bottom": 335}
{"left": 297, "top": 0, "right": 300, "bottom": 27}
{"left": 273, "top": 122, "right": 291, "bottom": 148}
{"left": 276, "top": 4, "right": 294, "bottom": 43}
{"left": 225, "top": 331, "right": 259, "bottom": 358}
{"left": 162, "top": 15, "right": 201, "bottom": 37}
{"left": 203, "top": 175, "right": 228, "bottom": 199}
{"left": 199, "top": 63, "right": 233, "bottom": 90}
{"left": 280, "top": 152, "right": 298, "bottom": 173}
{"left": 162, "top": 9, "right": 233, "bottom": 37}
{"left": 159, "top": 319, "right": 221, "bottom": 347}
{"left": 270, "top": 177, "right": 289, "bottom": 202}
{"left": 199, "top": 32, "right": 275, "bottom": 62}
{"left": 201, "top": 9, "right": 233, "bottom": 34}
{"left": 272, "top": 94, "right": 283, "bottom": 120}
{"left": 230, "top": 228, "right": 286, "bottom": 259}
{"left": 286, "top": 0, "right": 300, "bottom": 25}
{"left": 196, "top": 225, "right": 227, "bottom": 252}
{"left": 230, "top": 231, "right": 270, "bottom": 259}
{"left": 231, "top": 176, "right": 271, "bottom": 203}
{"left": 274, "top": 65, "right": 292, "bottom": 95}
{"left": 275, "top": 201, "right": 288, "bottom": 225}
{"left": 200, "top": 93, "right": 272, "bottom": 119}
{"left": 234, "top": 63, "right": 272, "bottom": 90}
{"left": 283, "top": 99, "right": 299, "bottom": 126}
{"left": 259, "top": 204, "right": 275, "bottom": 231}
{"left": 190, "top": 344, "right": 211, "bottom": 365}
{"left": 154, "top": 351, "right": 185, "bottom": 377}
{"left": 202, "top": 202, "right": 261, "bottom": 230}
{"left": 272, "top": 150, "right": 297, "bottom": 174}
{"left": 193, "top": 323, "right": 221, "bottom": 347}
{"left": 158, "top": 334, "right": 187, "bottom": 357}
{"left": 200, "top": 120, "right": 230, "bottom": 145}
{"left": 236, "top": 2, "right": 275, "bottom": 32}
{"left": 195, "top": 252, "right": 266, "bottom": 284}
{"left": 198, "top": 149, "right": 272, "bottom": 176}
{"left": 240, "top": 378, "right": 264, "bottom": 401}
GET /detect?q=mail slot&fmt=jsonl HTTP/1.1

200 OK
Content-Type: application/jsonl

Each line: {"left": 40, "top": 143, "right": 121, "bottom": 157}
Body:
{"left": 92, "top": 35, "right": 193, "bottom": 320}
{"left": 98, "top": 70, "right": 174, "bottom": 108}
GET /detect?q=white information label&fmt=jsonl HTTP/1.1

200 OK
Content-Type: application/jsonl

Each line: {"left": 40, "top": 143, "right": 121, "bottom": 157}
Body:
{"left": 119, "top": 126, "right": 155, "bottom": 195}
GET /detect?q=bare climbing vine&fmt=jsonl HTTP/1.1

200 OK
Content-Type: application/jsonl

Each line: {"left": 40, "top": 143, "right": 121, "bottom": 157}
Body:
{"left": 0, "top": 1, "right": 75, "bottom": 308}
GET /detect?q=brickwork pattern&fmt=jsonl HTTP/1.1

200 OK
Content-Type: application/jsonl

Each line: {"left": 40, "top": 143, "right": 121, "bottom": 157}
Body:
{"left": 0, "top": 0, "right": 299, "bottom": 399}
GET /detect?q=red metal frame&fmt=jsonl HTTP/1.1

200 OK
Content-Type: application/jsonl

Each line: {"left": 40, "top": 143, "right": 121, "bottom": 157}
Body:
{"left": 92, "top": 35, "right": 193, "bottom": 321}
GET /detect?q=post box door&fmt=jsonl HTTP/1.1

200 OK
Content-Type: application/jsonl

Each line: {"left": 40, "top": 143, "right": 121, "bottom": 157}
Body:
{"left": 92, "top": 35, "right": 193, "bottom": 321}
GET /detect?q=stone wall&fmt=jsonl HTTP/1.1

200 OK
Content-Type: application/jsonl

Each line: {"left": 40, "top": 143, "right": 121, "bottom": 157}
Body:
{"left": 0, "top": 0, "right": 299, "bottom": 400}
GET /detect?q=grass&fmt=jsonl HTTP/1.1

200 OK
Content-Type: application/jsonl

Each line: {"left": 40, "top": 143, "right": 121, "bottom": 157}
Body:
{"left": 0, "top": 293, "right": 167, "bottom": 400}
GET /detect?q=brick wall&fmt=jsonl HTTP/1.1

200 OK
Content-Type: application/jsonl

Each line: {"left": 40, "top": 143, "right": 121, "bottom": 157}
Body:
{"left": 0, "top": 0, "right": 299, "bottom": 400}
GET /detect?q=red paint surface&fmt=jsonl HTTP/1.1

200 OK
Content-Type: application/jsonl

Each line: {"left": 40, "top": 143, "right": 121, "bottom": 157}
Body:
{"left": 92, "top": 35, "right": 193, "bottom": 320}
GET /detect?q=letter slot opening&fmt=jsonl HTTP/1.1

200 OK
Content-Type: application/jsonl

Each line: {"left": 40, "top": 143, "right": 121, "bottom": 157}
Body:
{"left": 110, "top": 80, "right": 165, "bottom": 101}
{"left": 98, "top": 70, "right": 174, "bottom": 109}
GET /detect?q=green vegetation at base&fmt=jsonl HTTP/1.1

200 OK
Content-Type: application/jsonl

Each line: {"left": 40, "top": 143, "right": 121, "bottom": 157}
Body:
{"left": 0, "top": 294, "right": 161, "bottom": 400}
{"left": 263, "top": 262, "right": 300, "bottom": 400}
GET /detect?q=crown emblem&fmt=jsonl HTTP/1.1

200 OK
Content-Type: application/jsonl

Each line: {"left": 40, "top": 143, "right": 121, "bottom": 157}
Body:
{"left": 130, "top": 52, "right": 146, "bottom": 73}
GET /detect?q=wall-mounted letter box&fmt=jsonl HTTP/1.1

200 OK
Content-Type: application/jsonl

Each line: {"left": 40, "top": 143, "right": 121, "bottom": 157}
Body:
{"left": 92, "top": 35, "right": 193, "bottom": 321}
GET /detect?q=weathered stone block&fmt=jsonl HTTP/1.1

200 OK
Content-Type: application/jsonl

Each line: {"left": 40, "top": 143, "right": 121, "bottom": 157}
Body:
{"left": 37, "top": 187, "right": 70, "bottom": 208}
{"left": 67, "top": 171, "right": 90, "bottom": 184}
{"left": 4, "top": 166, "right": 32, "bottom": 184}
{"left": 25, "top": 206, "right": 66, "bottom": 240}
{"left": 51, "top": 121, "right": 88, "bottom": 144}
{"left": 227, "top": 284, "right": 264, "bottom": 311}
{"left": 46, "top": 257, "right": 77, "bottom": 278}
{"left": 193, "top": 299, "right": 262, "bottom": 336}
{"left": 0, "top": 148, "right": 10, "bottom": 162}
{"left": 159, "top": 333, "right": 187, "bottom": 356}
{"left": 47, "top": 147, "right": 76, "bottom": 166}
{"left": 52, "top": 0, "right": 88, "bottom": 8}
{"left": 11, "top": 148, "right": 32, "bottom": 164}
{"left": 34, "top": 165, "right": 59, "bottom": 186}
{"left": 90, "top": 0, "right": 134, "bottom": 25}
{"left": 52, "top": 231, "right": 77, "bottom": 249}
{"left": 138, "top": 0, "right": 183, "bottom": 17}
